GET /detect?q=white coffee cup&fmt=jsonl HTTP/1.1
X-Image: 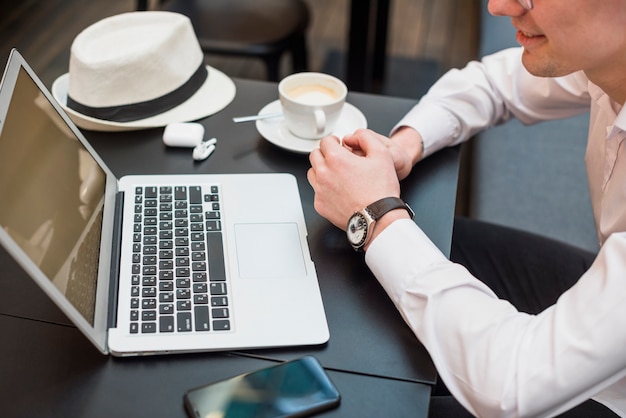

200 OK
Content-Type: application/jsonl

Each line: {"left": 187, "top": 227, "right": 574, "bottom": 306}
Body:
{"left": 278, "top": 72, "right": 347, "bottom": 139}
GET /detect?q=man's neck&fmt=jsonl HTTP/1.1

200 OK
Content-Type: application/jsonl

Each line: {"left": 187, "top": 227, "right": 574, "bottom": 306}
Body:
{"left": 585, "top": 67, "right": 626, "bottom": 106}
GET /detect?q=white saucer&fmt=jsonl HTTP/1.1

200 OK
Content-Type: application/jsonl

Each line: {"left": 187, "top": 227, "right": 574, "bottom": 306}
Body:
{"left": 255, "top": 100, "right": 367, "bottom": 154}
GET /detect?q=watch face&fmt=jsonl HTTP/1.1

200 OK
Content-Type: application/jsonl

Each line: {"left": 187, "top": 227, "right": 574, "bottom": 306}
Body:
{"left": 347, "top": 212, "right": 367, "bottom": 247}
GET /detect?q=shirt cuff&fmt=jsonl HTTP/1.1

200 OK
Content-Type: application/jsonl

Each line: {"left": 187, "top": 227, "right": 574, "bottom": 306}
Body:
{"left": 364, "top": 219, "right": 449, "bottom": 301}
{"left": 390, "top": 103, "right": 461, "bottom": 159}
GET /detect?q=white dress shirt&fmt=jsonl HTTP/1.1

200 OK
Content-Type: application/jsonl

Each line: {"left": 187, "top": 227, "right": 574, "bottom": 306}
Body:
{"left": 366, "top": 47, "right": 626, "bottom": 417}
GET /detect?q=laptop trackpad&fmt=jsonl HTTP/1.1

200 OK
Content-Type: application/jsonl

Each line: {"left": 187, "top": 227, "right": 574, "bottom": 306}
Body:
{"left": 234, "top": 223, "right": 307, "bottom": 279}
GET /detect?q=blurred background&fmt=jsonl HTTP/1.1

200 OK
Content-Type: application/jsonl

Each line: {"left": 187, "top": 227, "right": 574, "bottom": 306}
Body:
{"left": 0, "top": 0, "right": 480, "bottom": 97}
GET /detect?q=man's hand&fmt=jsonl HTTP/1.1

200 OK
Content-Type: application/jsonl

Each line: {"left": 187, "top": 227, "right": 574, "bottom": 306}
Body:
{"left": 307, "top": 130, "right": 402, "bottom": 231}
{"left": 339, "top": 128, "right": 423, "bottom": 180}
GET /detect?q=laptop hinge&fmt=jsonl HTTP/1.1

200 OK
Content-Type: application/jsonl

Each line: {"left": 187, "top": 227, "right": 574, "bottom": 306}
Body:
{"left": 107, "top": 190, "right": 124, "bottom": 329}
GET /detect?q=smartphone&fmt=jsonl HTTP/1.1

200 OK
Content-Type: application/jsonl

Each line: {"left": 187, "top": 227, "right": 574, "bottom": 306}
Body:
{"left": 183, "top": 356, "right": 341, "bottom": 418}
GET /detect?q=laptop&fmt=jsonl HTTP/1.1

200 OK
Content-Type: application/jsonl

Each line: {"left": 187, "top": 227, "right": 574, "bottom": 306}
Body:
{"left": 0, "top": 49, "right": 329, "bottom": 356}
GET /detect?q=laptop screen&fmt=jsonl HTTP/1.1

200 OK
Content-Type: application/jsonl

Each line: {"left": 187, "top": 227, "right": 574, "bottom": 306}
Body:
{"left": 0, "top": 66, "right": 106, "bottom": 326}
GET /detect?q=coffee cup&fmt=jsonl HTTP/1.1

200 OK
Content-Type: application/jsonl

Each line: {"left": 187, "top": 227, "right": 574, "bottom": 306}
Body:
{"left": 278, "top": 72, "right": 347, "bottom": 139}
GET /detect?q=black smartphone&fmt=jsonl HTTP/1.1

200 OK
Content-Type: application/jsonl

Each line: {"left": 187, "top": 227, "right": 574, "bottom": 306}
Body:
{"left": 183, "top": 356, "right": 341, "bottom": 418}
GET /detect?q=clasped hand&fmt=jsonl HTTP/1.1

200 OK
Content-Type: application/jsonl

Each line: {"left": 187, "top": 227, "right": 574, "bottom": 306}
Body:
{"left": 307, "top": 128, "right": 409, "bottom": 231}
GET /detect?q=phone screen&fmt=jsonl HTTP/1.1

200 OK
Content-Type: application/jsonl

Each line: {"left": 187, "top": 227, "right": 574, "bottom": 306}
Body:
{"left": 183, "top": 356, "right": 340, "bottom": 418}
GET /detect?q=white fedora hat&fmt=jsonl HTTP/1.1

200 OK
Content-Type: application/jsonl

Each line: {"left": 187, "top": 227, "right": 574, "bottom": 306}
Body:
{"left": 52, "top": 11, "right": 236, "bottom": 131}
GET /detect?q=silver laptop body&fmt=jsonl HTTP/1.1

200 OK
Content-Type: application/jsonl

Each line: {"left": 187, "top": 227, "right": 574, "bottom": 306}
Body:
{"left": 0, "top": 49, "right": 329, "bottom": 356}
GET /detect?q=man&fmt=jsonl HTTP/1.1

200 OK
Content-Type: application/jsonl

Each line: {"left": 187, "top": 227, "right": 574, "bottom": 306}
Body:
{"left": 307, "top": 0, "right": 626, "bottom": 416}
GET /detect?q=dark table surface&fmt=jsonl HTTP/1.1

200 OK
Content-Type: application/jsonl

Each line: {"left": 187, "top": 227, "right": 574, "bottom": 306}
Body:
{"left": 0, "top": 77, "right": 459, "bottom": 417}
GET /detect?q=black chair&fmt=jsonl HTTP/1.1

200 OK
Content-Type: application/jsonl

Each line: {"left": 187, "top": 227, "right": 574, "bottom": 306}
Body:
{"left": 144, "top": 0, "right": 310, "bottom": 81}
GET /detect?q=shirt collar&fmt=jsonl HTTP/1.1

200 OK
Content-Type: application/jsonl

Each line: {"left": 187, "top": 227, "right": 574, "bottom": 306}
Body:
{"left": 615, "top": 102, "right": 626, "bottom": 133}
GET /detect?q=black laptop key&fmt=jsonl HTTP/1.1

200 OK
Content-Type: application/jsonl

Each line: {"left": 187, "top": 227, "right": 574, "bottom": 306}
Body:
{"left": 191, "top": 251, "right": 206, "bottom": 261}
{"left": 194, "top": 294, "right": 208, "bottom": 304}
{"left": 142, "top": 298, "right": 157, "bottom": 309}
{"left": 213, "top": 320, "right": 230, "bottom": 331}
{"left": 176, "top": 257, "right": 190, "bottom": 267}
{"left": 145, "top": 187, "right": 157, "bottom": 198}
{"left": 207, "top": 232, "right": 226, "bottom": 282}
{"left": 205, "top": 220, "right": 221, "bottom": 232}
{"left": 193, "top": 272, "right": 207, "bottom": 282}
{"left": 209, "top": 282, "right": 227, "bottom": 295}
{"left": 194, "top": 306, "right": 210, "bottom": 331}
{"left": 142, "top": 310, "right": 156, "bottom": 321}
{"left": 142, "top": 322, "right": 157, "bottom": 333}
{"left": 191, "top": 242, "right": 205, "bottom": 251}
{"left": 192, "top": 261, "right": 206, "bottom": 271}
{"left": 142, "top": 287, "right": 156, "bottom": 297}
{"left": 175, "top": 247, "right": 190, "bottom": 257}
{"left": 160, "top": 292, "right": 174, "bottom": 303}
{"left": 212, "top": 308, "right": 229, "bottom": 319}
{"left": 177, "top": 300, "right": 191, "bottom": 311}
{"left": 193, "top": 283, "right": 207, "bottom": 293}
{"left": 174, "top": 186, "right": 187, "bottom": 200}
{"left": 160, "top": 303, "right": 174, "bottom": 314}
{"left": 189, "top": 186, "right": 202, "bottom": 204}
{"left": 160, "top": 315, "right": 174, "bottom": 333}
{"left": 177, "top": 312, "right": 192, "bottom": 332}
{"left": 211, "top": 296, "right": 228, "bottom": 307}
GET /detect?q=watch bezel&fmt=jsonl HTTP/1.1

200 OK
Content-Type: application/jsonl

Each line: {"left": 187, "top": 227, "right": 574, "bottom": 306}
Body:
{"left": 346, "top": 210, "right": 371, "bottom": 251}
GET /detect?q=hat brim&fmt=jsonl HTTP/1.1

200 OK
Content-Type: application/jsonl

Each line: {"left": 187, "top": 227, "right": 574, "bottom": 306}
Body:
{"left": 51, "top": 65, "right": 236, "bottom": 132}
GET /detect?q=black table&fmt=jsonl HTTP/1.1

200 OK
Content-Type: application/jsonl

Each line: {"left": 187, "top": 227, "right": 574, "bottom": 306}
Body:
{"left": 0, "top": 78, "right": 459, "bottom": 417}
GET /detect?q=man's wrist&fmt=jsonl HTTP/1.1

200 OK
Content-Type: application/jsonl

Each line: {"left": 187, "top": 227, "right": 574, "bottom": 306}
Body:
{"left": 391, "top": 126, "right": 424, "bottom": 163}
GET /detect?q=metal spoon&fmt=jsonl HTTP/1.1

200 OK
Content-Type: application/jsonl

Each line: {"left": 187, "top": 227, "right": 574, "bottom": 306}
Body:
{"left": 232, "top": 112, "right": 283, "bottom": 123}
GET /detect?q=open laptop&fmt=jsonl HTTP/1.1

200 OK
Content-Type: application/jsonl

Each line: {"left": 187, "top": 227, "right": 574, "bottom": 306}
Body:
{"left": 0, "top": 49, "right": 329, "bottom": 356}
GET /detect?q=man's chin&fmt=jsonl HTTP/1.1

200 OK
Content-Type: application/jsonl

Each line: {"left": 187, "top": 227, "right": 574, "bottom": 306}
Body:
{"left": 521, "top": 50, "right": 568, "bottom": 78}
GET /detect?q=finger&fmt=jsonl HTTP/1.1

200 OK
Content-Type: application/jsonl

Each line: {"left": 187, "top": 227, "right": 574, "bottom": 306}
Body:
{"left": 318, "top": 134, "right": 344, "bottom": 157}
{"left": 306, "top": 166, "right": 317, "bottom": 189}
{"left": 308, "top": 147, "right": 324, "bottom": 170}
{"left": 341, "top": 132, "right": 358, "bottom": 148}
{"left": 349, "top": 130, "right": 387, "bottom": 157}
{"left": 343, "top": 129, "right": 388, "bottom": 151}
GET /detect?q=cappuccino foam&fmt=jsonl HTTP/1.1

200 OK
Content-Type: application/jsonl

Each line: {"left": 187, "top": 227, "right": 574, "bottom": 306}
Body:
{"left": 287, "top": 84, "right": 339, "bottom": 105}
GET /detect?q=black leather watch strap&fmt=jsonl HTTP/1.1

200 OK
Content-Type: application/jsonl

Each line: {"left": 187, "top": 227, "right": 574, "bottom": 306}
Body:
{"left": 365, "top": 197, "right": 415, "bottom": 221}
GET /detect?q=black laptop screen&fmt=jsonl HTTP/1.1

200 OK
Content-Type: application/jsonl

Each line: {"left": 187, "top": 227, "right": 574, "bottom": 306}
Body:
{"left": 0, "top": 67, "right": 106, "bottom": 325}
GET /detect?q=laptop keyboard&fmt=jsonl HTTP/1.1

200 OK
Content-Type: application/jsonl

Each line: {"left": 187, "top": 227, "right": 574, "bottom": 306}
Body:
{"left": 130, "top": 185, "right": 230, "bottom": 334}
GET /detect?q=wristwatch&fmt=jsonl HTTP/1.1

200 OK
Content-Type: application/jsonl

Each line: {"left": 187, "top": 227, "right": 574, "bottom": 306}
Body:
{"left": 346, "top": 197, "right": 415, "bottom": 252}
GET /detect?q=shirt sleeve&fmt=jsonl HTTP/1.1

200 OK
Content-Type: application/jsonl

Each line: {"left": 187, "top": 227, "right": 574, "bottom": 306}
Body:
{"left": 391, "top": 47, "right": 591, "bottom": 158}
{"left": 365, "top": 219, "right": 626, "bottom": 417}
